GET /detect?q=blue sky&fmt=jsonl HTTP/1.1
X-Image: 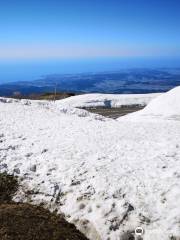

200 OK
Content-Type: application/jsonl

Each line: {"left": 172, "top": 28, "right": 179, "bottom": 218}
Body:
{"left": 0, "top": 0, "right": 180, "bottom": 59}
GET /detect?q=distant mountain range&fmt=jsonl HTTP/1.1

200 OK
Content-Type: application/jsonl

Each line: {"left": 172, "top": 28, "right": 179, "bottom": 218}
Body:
{"left": 0, "top": 68, "right": 180, "bottom": 96}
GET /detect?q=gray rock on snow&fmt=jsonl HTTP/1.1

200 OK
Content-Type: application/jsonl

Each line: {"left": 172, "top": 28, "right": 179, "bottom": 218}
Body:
{"left": 14, "top": 168, "right": 20, "bottom": 174}
{"left": 30, "top": 164, "right": 37, "bottom": 172}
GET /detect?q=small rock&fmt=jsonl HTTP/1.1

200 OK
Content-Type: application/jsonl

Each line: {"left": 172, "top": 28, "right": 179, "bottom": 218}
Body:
{"left": 79, "top": 203, "right": 86, "bottom": 210}
{"left": 127, "top": 203, "right": 134, "bottom": 212}
{"left": 25, "top": 153, "right": 33, "bottom": 158}
{"left": 71, "top": 180, "right": 81, "bottom": 186}
{"left": 30, "top": 165, "right": 37, "bottom": 172}
{"left": 14, "top": 168, "right": 20, "bottom": 174}
{"left": 42, "top": 149, "right": 48, "bottom": 153}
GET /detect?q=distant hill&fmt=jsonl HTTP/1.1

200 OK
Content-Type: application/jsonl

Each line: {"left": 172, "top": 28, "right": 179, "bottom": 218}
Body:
{"left": 8, "top": 92, "right": 77, "bottom": 100}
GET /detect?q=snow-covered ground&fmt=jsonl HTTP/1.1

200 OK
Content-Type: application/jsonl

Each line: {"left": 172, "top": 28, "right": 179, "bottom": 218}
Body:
{"left": 58, "top": 93, "right": 161, "bottom": 108}
{"left": 0, "top": 88, "right": 180, "bottom": 240}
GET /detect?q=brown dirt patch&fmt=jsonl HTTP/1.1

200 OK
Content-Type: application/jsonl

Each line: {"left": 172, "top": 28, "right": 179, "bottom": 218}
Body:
{"left": 0, "top": 173, "right": 88, "bottom": 240}
{"left": 0, "top": 203, "right": 88, "bottom": 240}
{"left": 0, "top": 172, "right": 18, "bottom": 203}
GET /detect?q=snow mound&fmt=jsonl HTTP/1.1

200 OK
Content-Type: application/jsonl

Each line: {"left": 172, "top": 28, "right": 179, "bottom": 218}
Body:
{"left": 58, "top": 93, "right": 160, "bottom": 108}
{"left": 142, "top": 86, "right": 180, "bottom": 116}
{"left": 120, "top": 86, "right": 180, "bottom": 121}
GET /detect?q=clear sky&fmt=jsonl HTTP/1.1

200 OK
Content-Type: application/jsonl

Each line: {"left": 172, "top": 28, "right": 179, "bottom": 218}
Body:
{"left": 0, "top": 0, "right": 180, "bottom": 59}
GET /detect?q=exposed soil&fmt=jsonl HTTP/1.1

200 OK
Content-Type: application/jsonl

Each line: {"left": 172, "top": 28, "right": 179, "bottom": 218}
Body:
{"left": 0, "top": 173, "right": 88, "bottom": 240}
{"left": 0, "top": 172, "right": 18, "bottom": 204}
{"left": 0, "top": 203, "right": 88, "bottom": 240}
{"left": 81, "top": 105, "right": 144, "bottom": 119}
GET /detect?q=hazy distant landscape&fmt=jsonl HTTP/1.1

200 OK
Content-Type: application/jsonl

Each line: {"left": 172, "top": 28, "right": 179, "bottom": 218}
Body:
{"left": 0, "top": 68, "right": 180, "bottom": 96}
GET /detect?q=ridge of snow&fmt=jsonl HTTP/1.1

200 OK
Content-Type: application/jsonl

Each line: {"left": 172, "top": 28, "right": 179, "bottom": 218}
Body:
{"left": 57, "top": 93, "right": 161, "bottom": 108}
{"left": 0, "top": 97, "right": 108, "bottom": 121}
{"left": 120, "top": 86, "right": 180, "bottom": 121}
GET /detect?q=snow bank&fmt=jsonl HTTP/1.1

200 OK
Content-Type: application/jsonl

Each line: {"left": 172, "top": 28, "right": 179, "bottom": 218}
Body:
{"left": 0, "top": 88, "right": 180, "bottom": 240}
{"left": 58, "top": 93, "right": 161, "bottom": 108}
{"left": 121, "top": 86, "right": 180, "bottom": 121}
{"left": 0, "top": 97, "right": 107, "bottom": 121}
{"left": 139, "top": 86, "right": 180, "bottom": 117}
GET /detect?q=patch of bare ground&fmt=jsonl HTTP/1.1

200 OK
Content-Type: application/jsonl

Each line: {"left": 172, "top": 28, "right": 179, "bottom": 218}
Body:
{"left": 0, "top": 172, "right": 88, "bottom": 240}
